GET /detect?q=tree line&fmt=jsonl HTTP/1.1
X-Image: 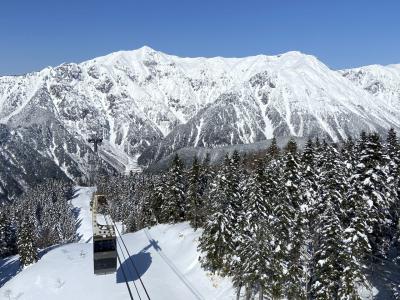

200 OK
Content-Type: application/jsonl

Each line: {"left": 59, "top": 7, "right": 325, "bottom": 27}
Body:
{"left": 2, "top": 128, "right": 399, "bottom": 298}
{"left": 0, "top": 180, "right": 77, "bottom": 266}
{"left": 97, "top": 128, "right": 400, "bottom": 299}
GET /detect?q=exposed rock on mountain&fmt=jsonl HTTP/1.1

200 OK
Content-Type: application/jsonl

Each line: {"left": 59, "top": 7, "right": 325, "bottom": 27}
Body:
{"left": 0, "top": 46, "right": 399, "bottom": 198}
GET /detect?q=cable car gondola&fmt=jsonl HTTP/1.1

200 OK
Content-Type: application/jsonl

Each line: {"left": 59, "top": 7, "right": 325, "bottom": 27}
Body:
{"left": 92, "top": 193, "right": 117, "bottom": 275}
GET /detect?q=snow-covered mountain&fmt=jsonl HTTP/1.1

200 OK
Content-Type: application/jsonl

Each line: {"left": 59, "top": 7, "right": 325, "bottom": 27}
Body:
{"left": 341, "top": 64, "right": 400, "bottom": 115}
{"left": 0, "top": 46, "right": 399, "bottom": 198}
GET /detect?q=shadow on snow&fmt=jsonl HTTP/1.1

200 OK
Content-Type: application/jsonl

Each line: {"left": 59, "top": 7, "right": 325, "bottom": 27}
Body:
{"left": 116, "top": 251, "right": 152, "bottom": 283}
{"left": 0, "top": 244, "right": 61, "bottom": 288}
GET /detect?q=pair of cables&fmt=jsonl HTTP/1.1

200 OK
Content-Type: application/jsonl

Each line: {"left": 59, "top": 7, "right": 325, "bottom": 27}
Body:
{"left": 104, "top": 209, "right": 151, "bottom": 300}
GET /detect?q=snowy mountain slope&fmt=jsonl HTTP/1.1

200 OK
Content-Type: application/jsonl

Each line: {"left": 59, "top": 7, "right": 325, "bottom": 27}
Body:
{"left": 139, "top": 51, "right": 400, "bottom": 163}
{"left": 0, "top": 188, "right": 235, "bottom": 300}
{"left": 1, "top": 47, "right": 400, "bottom": 190}
{"left": 0, "top": 124, "right": 69, "bottom": 202}
{"left": 341, "top": 64, "right": 400, "bottom": 115}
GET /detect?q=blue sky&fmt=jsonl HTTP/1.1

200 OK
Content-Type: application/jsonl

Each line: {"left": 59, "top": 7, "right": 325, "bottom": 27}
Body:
{"left": 0, "top": 0, "right": 399, "bottom": 75}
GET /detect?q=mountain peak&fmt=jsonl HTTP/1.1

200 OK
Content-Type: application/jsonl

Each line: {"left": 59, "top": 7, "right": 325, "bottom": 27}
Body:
{"left": 135, "top": 45, "right": 157, "bottom": 54}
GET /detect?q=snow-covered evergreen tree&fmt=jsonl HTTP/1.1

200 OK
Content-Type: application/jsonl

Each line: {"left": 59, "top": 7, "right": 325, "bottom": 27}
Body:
{"left": 0, "top": 208, "right": 16, "bottom": 258}
{"left": 339, "top": 133, "right": 373, "bottom": 298}
{"left": 135, "top": 178, "right": 158, "bottom": 229}
{"left": 385, "top": 128, "right": 400, "bottom": 231}
{"left": 56, "top": 198, "right": 77, "bottom": 243}
{"left": 342, "top": 137, "right": 356, "bottom": 167}
{"left": 161, "top": 154, "right": 187, "bottom": 223}
{"left": 301, "top": 138, "right": 319, "bottom": 211}
{"left": 311, "top": 200, "right": 343, "bottom": 299}
{"left": 299, "top": 138, "right": 320, "bottom": 294}
{"left": 150, "top": 174, "right": 168, "bottom": 224}
{"left": 198, "top": 158, "right": 230, "bottom": 271}
{"left": 199, "top": 152, "right": 243, "bottom": 273}
{"left": 263, "top": 153, "right": 287, "bottom": 299}
{"left": 266, "top": 136, "right": 280, "bottom": 162}
{"left": 360, "top": 132, "right": 392, "bottom": 256}
{"left": 187, "top": 156, "right": 205, "bottom": 229}
{"left": 224, "top": 151, "right": 245, "bottom": 267}
{"left": 17, "top": 214, "right": 38, "bottom": 266}
{"left": 238, "top": 162, "right": 283, "bottom": 299}
{"left": 311, "top": 145, "right": 346, "bottom": 299}
{"left": 279, "top": 139, "right": 307, "bottom": 299}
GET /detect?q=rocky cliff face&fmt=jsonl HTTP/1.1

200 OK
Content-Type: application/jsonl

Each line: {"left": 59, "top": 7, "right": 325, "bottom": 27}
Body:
{"left": 0, "top": 46, "right": 399, "bottom": 199}
{"left": 0, "top": 124, "right": 69, "bottom": 201}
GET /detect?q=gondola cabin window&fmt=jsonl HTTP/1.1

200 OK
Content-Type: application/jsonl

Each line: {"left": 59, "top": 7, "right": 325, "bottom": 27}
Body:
{"left": 94, "top": 239, "right": 116, "bottom": 252}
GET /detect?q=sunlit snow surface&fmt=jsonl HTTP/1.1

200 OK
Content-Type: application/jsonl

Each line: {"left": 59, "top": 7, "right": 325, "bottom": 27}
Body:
{"left": 1, "top": 46, "right": 400, "bottom": 175}
{"left": 0, "top": 187, "right": 391, "bottom": 299}
{"left": 0, "top": 188, "right": 234, "bottom": 300}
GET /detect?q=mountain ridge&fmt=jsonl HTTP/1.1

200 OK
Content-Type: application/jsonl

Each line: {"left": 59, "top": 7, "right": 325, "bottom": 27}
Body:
{"left": 1, "top": 46, "right": 400, "bottom": 199}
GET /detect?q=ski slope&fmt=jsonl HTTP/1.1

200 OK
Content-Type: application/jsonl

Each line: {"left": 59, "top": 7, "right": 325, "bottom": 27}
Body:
{"left": 0, "top": 188, "right": 235, "bottom": 300}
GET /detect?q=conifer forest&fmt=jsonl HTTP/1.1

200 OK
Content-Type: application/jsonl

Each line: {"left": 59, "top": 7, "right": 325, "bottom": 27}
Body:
{"left": 2, "top": 129, "right": 400, "bottom": 299}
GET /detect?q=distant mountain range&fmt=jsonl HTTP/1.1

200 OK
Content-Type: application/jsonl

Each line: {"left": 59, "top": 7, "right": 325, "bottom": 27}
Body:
{"left": 0, "top": 46, "right": 399, "bottom": 200}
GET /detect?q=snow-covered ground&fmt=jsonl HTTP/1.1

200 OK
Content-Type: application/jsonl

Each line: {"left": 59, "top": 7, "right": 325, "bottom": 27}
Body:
{"left": 0, "top": 187, "right": 390, "bottom": 299}
{"left": 0, "top": 187, "right": 234, "bottom": 300}
{"left": 71, "top": 187, "right": 96, "bottom": 243}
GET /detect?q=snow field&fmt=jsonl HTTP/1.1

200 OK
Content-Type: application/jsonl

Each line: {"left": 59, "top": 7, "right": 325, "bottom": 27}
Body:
{"left": 0, "top": 187, "right": 235, "bottom": 300}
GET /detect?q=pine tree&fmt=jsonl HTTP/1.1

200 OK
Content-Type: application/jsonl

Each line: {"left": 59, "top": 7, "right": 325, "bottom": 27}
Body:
{"left": 342, "top": 137, "right": 356, "bottom": 167}
{"left": 151, "top": 174, "right": 168, "bottom": 223}
{"left": 239, "top": 220, "right": 275, "bottom": 300}
{"left": 56, "top": 198, "right": 77, "bottom": 243}
{"left": 198, "top": 161, "right": 230, "bottom": 271}
{"left": 280, "top": 138, "right": 306, "bottom": 299}
{"left": 266, "top": 136, "right": 280, "bottom": 162}
{"left": 238, "top": 164, "right": 283, "bottom": 299}
{"left": 226, "top": 151, "right": 245, "bottom": 258}
{"left": 311, "top": 145, "right": 346, "bottom": 299}
{"left": 301, "top": 138, "right": 319, "bottom": 202}
{"left": 0, "top": 211, "right": 7, "bottom": 257}
{"left": 385, "top": 128, "right": 400, "bottom": 231}
{"left": 17, "top": 214, "right": 38, "bottom": 266}
{"left": 339, "top": 204, "right": 371, "bottom": 299}
{"left": 135, "top": 178, "right": 158, "bottom": 229}
{"left": 361, "top": 133, "right": 392, "bottom": 256}
{"left": 300, "top": 138, "right": 319, "bottom": 224}
{"left": 264, "top": 153, "right": 286, "bottom": 299}
{"left": 386, "top": 128, "right": 400, "bottom": 167}
{"left": 0, "top": 208, "right": 16, "bottom": 258}
{"left": 300, "top": 138, "right": 320, "bottom": 295}
{"left": 199, "top": 152, "right": 243, "bottom": 273}
{"left": 199, "top": 153, "right": 214, "bottom": 218}
{"left": 311, "top": 201, "right": 343, "bottom": 299}
{"left": 245, "top": 160, "right": 271, "bottom": 226}
{"left": 161, "top": 154, "right": 187, "bottom": 223}
{"left": 219, "top": 151, "right": 244, "bottom": 259}
{"left": 339, "top": 134, "right": 373, "bottom": 298}
{"left": 187, "top": 156, "right": 204, "bottom": 229}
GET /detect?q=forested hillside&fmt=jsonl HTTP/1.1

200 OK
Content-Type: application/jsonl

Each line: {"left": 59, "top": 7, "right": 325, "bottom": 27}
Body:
{"left": 93, "top": 128, "right": 400, "bottom": 299}
{"left": 2, "top": 128, "right": 400, "bottom": 298}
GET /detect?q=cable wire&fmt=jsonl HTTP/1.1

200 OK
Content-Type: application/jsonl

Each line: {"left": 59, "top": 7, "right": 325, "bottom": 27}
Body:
{"left": 116, "top": 250, "right": 135, "bottom": 300}
{"left": 107, "top": 208, "right": 151, "bottom": 300}
{"left": 100, "top": 213, "right": 135, "bottom": 300}
{"left": 104, "top": 215, "right": 142, "bottom": 300}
